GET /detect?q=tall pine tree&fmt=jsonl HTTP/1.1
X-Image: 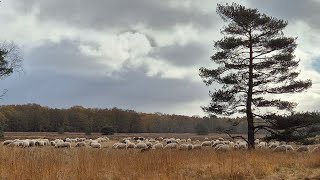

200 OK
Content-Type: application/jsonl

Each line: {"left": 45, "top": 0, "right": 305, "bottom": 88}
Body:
{"left": 199, "top": 3, "right": 312, "bottom": 149}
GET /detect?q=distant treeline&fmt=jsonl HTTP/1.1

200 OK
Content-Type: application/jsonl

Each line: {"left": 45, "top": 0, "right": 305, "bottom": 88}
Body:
{"left": 0, "top": 104, "right": 248, "bottom": 133}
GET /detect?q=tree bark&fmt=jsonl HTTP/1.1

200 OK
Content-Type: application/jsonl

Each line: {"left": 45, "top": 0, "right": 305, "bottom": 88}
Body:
{"left": 247, "top": 32, "right": 255, "bottom": 149}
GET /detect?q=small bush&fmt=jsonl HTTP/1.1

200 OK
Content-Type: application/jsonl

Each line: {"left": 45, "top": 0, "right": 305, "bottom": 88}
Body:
{"left": 195, "top": 123, "right": 209, "bottom": 135}
{"left": 57, "top": 127, "right": 65, "bottom": 134}
{"left": 101, "top": 126, "right": 115, "bottom": 135}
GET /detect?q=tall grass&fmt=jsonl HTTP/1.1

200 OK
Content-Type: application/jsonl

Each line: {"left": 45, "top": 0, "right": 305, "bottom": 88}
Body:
{"left": 0, "top": 147, "right": 319, "bottom": 180}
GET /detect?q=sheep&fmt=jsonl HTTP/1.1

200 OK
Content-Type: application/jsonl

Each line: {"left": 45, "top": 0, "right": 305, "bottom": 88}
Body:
{"left": 75, "top": 142, "right": 86, "bottom": 148}
{"left": 126, "top": 142, "right": 135, "bottom": 149}
{"left": 50, "top": 141, "right": 56, "bottom": 146}
{"left": 112, "top": 143, "right": 126, "bottom": 149}
{"left": 187, "top": 138, "right": 192, "bottom": 143}
{"left": 180, "top": 139, "right": 186, "bottom": 143}
{"left": 21, "top": 140, "right": 30, "bottom": 148}
{"left": 135, "top": 142, "right": 148, "bottom": 149}
{"left": 35, "top": 141, "right": 45, "bottom": 147}
{"left": 29, "top": 140, "right": 36, "bottom": 147}
{"left": 152, "top": 143, "right": 163, "bottom": 150}
{"left": 273, "top": 145, "right": 294, "bottom": 152}
{"left": 164, "top": 143, "right": 178, "bottom": 149}
{"left": 296, "top": 146, "right": 309, "bottom": 152}
{"left": 218, "top": 138, "right": 224, "bottom": 141}
{"left": 257, "top": 142, "right": 267, "bottom": 149}
{"left": 238, "top": 142, "right": 248, "bottom": 150}
{"left": 91, "top": 142, "right": 101, "bottom": 149}
{"left": 145, "top": 141, "right": 153, "bottom": 148}
{"left": 268, "top": 141, "right": 280, "bottom": 149}
{"left": 201, "top": 141, "right": 212, "bottom": 147}
{"left": 216, "top": 144, "right": 231, "bottom": 152}
{"left": 2, "top": 140, "right": 13, "bottom": 146}
{"left": 179, "top": 144, "right": 189, "bottom": 150}
{"left": 55, "top": 142, "right": 71, "bottom": 148}
{"left": 192, "top": 144, "right": 202, "bottom": 150}
{"left": 8, "top": 141, "right": 21, "bottom": 147}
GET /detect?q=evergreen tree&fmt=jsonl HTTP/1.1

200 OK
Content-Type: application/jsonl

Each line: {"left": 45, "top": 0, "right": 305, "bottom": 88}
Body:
{"left": 199, "top": 3, "right": 312, "bottom": 148}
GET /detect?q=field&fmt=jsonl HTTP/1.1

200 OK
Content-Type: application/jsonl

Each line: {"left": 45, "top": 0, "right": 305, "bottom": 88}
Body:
{"left": 1, "top": 132, "right": 320, "bottom": 180}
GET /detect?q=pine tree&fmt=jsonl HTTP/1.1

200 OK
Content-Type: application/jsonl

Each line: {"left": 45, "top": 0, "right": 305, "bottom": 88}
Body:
{"left": 199, "top": 3, "right": 312, "bottom": 149}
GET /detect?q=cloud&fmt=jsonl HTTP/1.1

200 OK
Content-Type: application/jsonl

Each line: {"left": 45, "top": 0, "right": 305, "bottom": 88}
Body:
{"left": 10, "top": 0, "right": 217, "bottom": 30}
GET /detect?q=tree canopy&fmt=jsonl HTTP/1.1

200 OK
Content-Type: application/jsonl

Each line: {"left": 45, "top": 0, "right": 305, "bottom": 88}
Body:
{"left": 200, "top": 3, "right": 312, "bottom": 148}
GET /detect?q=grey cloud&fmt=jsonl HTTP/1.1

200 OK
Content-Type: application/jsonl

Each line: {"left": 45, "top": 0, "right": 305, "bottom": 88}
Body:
{"left": 11, "top": 0, "right": 217, "bottom": 30}
{"left": 248, "top": 0, "right": 320, "bottom": 29}
{"left": 1, "top": 39, "right": 209, "bottom": 114}
{"left": 151, "top": 42, "right": 212, "bottom": 67}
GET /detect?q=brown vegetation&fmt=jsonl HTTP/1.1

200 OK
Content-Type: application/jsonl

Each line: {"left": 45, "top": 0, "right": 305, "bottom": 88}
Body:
{"left": 1, "top": 143, "right": 320, "bottom": 180}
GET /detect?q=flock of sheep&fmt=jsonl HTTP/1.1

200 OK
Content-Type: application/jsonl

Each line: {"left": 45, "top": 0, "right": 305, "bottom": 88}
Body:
{"left": 2, "top": 136, "right": 320, "bottom": 153}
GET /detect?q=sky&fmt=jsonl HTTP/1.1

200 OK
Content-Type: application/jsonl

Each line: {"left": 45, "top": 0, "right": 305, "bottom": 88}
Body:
{"left": 0, "top": 0, "right": 319, "bottom": 116}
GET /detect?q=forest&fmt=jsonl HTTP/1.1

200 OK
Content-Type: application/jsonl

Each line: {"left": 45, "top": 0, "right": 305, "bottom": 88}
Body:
{"left": 0, "top": 104, "right": 248, "bottom": 134}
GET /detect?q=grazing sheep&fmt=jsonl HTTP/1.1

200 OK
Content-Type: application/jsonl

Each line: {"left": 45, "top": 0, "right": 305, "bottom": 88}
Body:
{"left": 2, "top": 140, "right": 13, "bottom": 146}
{"left": 216, "top": 144, "right": 231, "bottom": 152}
{"left": 50, "top": 141, "right": 56, "bottom": 146}
{"left": 179, "top": 144, "right": 189, "bottom": 150}
{"left": 21, "top": 140, "right": 30, "bottom": 148}
{"left": 35, "top": 141, "right": 45, "bottom": 147}
{"left": 192, "top": 144, "right": 202, "bottom": 150}
{"left": 145, "top": 141, "right": 152, "bottom": 148}
{"left": 8, "top": 141, "right": 21, "bottom": 147}
{"left": 201, "top": 141, "right": 212, "bottom": 147}
{"left": 187, "top": 144, "right": 193, "bottom": 150}
{"left": 273, "top": 145, "right": 293, "bottom": 152}
{"left": 187, "top": 138, "right": 192, "bottom": 143}
{"left": 296, "top": 146, "right": 309, "bottom": 152}
{"left": 238, "top": 142, "right": 248, "bottom": 150}
{"left": 91, "top": 142, "right": 101, "bottom": 149}
{"left": 152, "top": 143, "right": 163, "bottom": 150}
{"left": 55, "top": 142, "right": 71, "bottom": 148}
{"left": 268, "top": 141, "right": 280, "bottom": 149}
{"left": 218, "top": 138, "right": 224, "bottom": 141}
{"left": 112, "top": 143, "right": 126, "bottom": 149}
{"left": 126, "top": 142, "right": 135, "bottom": 149}
{"left": 135, "top": 142, "right": 148, "bottom": 149}
{"left": 75, "top": 142, "right": 86, "bottom": 148}
{"left": 180, "top": 139, "right": 186, "bottom": 143}
{"left": 164, "top": 143, "right": 178, "bottom": 149}
{"left": 257, "top": 142, "right": 267, "bottom": 149}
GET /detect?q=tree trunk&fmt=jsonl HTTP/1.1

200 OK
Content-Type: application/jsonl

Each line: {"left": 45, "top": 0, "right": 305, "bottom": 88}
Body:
{"left": 247, "top": 33, "right": 255, "bottom": 149}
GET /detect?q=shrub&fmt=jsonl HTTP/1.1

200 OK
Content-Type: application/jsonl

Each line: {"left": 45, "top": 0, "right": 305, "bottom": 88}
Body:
{"left": 195, "top": 123, "right": 209, "bottom": 135}
{"left": 101, "top": 126, "right": 115, "bottom": 135}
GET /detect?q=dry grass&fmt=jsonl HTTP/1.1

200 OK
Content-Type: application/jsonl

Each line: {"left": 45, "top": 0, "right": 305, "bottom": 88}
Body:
{"left": 0, "top": 146, "right": 320, "bottom": 180}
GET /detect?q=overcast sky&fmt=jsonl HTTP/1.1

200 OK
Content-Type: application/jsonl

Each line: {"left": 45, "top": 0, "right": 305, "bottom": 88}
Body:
{"left": 0, "top": 0, "right": 319, "bottom": 116}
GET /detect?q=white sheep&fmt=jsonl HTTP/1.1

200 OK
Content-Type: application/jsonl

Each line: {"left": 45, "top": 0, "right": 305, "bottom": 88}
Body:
{"left": 152, "top": 143, "right": 163, "bottom": 150}
{"left": 179, "top": 144, "right": 189, "bottom": 150}
{"left": 55, "top": 142, "right": 71, "bottom": 148}
{"left": 187, "top": 138, "right": 192, "bottom": 143}
{"left": 126, "top": 142, "right": 135, "bottom": 149}
{"left": 192, "top": 144, "right": 202, "bottom": 150}
{"left": 75, "top": 142, "right": 86, "bottom": 147}
{"left": 2, "top": 140, "right": 13, "bottom": 146}
{"left": 273, "top": 145, "right": 293, "bottom": 152}
{"left": 164, "top": 143, "right": 178, "bottom": 149}
{"left": 91, "top": 142, "right": 101, "bottom": 149}
{"left": 112, "top": 143, "right": 126, "bottom": 149}
{"left": 201, "top": 141, "right": 212, "bottom": 147}
{"left": 135, "top": 142, "right": 148, "bottom": 149}
{"left": 216, "top": 144, "right": 231, "bottom": 152}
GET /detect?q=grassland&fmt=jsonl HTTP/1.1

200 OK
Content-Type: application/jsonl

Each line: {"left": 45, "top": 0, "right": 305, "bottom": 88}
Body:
{"left": 0, "top": 133, "right": 320, "bottom": 180}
